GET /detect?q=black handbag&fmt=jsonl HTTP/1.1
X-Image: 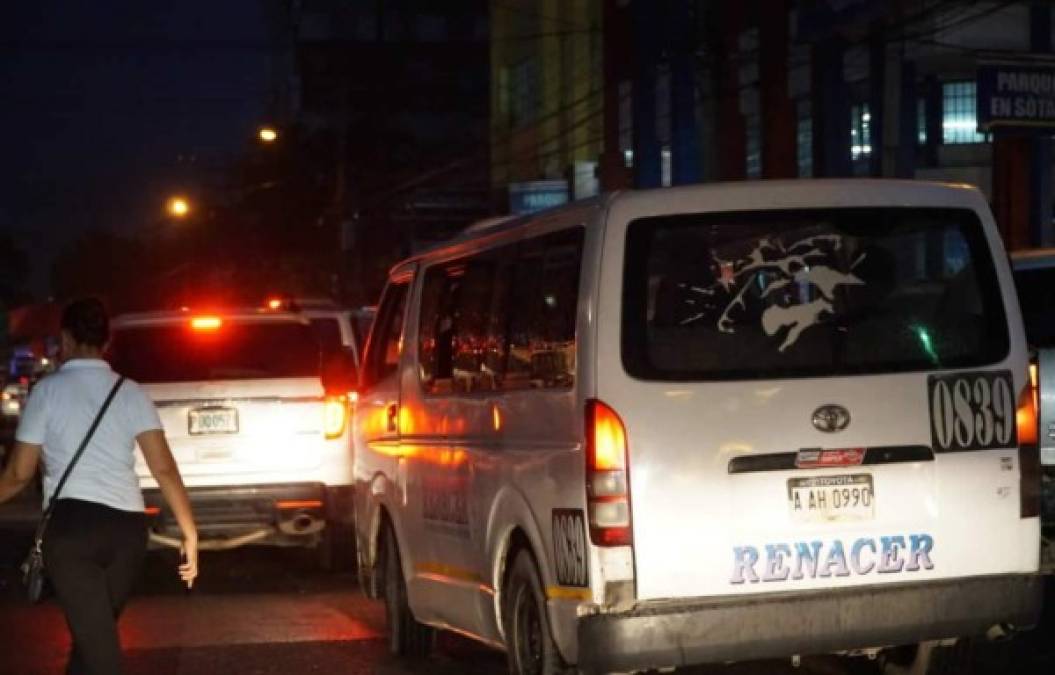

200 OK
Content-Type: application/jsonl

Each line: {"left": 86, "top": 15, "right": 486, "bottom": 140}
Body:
{"left": 21, "top": 376, "right": 126, "bottom": 603}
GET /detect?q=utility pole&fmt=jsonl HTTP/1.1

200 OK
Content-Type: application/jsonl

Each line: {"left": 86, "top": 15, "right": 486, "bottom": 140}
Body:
{"left": 711, "top": 2, "right": 746, "bottom": 181}
{"left": 1030, "top": 2, "right": 1053, "bottom": 246}
{"left": 600, "top": 0, "right": 630, "bottom": 191}
{"left": 759, "top": 0, "right": 796, "bottom": 179}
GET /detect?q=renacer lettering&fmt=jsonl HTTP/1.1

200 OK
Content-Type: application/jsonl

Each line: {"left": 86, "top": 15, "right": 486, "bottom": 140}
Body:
{"left": 730, "top": 534, "right": 935, "bottom": 584}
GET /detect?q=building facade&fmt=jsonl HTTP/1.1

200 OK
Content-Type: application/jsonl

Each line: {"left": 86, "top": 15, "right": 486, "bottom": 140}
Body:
{"left": 490, "top": 0, "right": 606, "bottom": 213}
{"left": 286, "top": 0, "right": 491, "bottom": 301}
{"left": 490, "top": 1, "right": 1055, "bottom": 247}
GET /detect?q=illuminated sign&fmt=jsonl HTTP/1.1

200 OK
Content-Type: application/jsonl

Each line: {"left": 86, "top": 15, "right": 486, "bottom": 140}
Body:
{"left": 978, "top": 57, "right": 1055, "bottom": 131}
{"left": 508, "top": 180, "right": 569, "bottom": 215}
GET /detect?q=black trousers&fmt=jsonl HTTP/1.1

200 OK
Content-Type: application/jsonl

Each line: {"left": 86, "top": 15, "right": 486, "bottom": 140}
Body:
{"left": 42, "top": 498, "right": 147, "bottom": 675}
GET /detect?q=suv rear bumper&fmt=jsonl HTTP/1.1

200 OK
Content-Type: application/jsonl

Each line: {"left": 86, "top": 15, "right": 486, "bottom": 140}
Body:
{"left": 576, "top": 574, "right": 1043, "bottom": 674}
{"left": 143, "top": 482, "right": 354, "bottom": 547}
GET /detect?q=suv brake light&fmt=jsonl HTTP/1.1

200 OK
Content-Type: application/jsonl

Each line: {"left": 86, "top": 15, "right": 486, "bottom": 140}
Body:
{"left": 324, "top": 394, "right": 349, "bottom": 439}
{"left": 190, "top": 316, "right": 222, "bottom": 331}
{"left": 586, "top": 400, "right": 632, "bottom": 547}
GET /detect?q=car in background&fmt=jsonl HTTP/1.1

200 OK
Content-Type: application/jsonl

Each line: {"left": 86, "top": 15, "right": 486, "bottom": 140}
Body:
{"left": 1010, "top": 248, "right": 1055, "bottom": 569}
{"left": 1, "top": 347, "right": 57, "bottom": 467}
{"left": 109, "top": 309, "right": 358, "bottom": 569}
{"left": 1011, "top": 248, "right": 1055, "bottom": 350}
{"left": 266, "top": 297, "right": 372, "bottom": 371}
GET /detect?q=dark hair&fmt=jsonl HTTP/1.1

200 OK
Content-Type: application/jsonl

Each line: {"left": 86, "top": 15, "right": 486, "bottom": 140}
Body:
{"left": 61, "top": 297, "right": 109, "bottom": 347}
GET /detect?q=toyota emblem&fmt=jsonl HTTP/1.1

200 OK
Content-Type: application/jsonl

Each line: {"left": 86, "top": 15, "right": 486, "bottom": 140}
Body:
{"left": 812, "top": 404, "right": 850, "bottom": 433}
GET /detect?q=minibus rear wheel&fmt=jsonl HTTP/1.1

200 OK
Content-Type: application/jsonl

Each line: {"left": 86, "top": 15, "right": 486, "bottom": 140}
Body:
{"left": 503, "top": 549, "right": 567, "bottom": 675}
{"left": 382, "top": 523, "right": 434, "bottom": 658}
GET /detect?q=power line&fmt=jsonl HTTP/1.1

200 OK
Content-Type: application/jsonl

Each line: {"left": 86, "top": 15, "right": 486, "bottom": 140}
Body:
{"left": 899, "top": 0, "right": 1018, "bottom": 44}
{"left": 365, "top": 90, "right": 613, "bottom": 207}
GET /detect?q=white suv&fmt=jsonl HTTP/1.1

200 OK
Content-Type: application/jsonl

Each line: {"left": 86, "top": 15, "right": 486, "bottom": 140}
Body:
{"left": 109, "top": 309, "right": 357, "bottom": 568}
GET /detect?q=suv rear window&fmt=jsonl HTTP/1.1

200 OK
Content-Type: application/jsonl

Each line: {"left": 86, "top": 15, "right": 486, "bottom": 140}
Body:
{"left": 623, "top": 208, "right": 1008, "bottom": 381}
{"left": 309, "top": 318, "right": 344, "bottom": 355}
{"left": 110, "top": 321, "right": 320, "bottom": 383}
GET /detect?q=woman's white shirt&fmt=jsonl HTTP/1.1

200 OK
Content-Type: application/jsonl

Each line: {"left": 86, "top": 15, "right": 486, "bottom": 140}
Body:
{"left": 15, "top": 358, "right": 161, "bottom": 512}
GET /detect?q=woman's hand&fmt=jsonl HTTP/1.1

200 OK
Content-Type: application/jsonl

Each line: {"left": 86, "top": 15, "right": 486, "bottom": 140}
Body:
{"left": 180, "top": 537, "right": 199, "bottom": 589}
{"left": 139, "top": 429, "right": 199, "bottom": 589}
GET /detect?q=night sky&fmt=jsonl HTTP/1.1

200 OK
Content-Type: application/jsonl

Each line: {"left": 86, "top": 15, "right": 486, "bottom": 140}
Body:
{"left": 1, "top": 0, "right": 275, "bottom": 297}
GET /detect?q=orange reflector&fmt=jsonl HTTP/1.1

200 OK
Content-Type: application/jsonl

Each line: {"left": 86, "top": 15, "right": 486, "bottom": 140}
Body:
{"left": 1017, "top": 380, "right": 1038, "bottom": 446}
{"left": 190, "top": 316, "right": 222, "bottom": 331}
{"left": 144, "top": 506, "right": 161, "bottom": 516}
{"left": 276, "top": 500, "right": 323, "bottom": 510}
{"left": 1029, "top": 363, "right": 1039, "bottom": 418}
{"left": 587, "top": 400, "right": 627, "bottom": 471}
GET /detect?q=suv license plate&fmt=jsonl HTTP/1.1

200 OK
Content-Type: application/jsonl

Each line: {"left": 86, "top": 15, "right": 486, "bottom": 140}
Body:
{"left": 189, "top": 407, "right": 238, "bottom": 435}
{"left": 787, "top": 474, "right": 874, "bottom": 523}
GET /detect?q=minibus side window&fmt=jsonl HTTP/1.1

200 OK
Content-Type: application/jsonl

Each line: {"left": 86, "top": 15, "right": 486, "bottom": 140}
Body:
{"left": 361, "top": 282, "right": 408, "bottom": 390}
{"left": 417, "top": 227, "right": 584, "bottom": 395}
{"left": 419, "top": 247, "right": 514, "bottom": 394}
{"left": 503, "top": 229, "right": 583, "bottom": 391}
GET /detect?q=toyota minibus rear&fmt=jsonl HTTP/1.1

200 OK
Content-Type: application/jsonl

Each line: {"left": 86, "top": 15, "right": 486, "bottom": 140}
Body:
{"left": 579, "top": 180, "right": 1042, "bottom": 673}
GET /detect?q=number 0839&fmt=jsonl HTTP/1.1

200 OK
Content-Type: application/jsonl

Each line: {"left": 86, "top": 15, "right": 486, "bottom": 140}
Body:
{"left": 928, "top": 371, "right": 1015, "bottom": 452}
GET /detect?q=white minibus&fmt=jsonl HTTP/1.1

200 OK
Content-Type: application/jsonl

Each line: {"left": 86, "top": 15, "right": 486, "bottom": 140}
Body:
{"left": 353, "top": 180, "right": 1042, "bottom": 674}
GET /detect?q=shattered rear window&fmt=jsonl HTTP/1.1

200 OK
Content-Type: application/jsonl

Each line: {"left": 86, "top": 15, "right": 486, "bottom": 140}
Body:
{"left": 622, "top": 208, "right": 1009, "bottom": 381}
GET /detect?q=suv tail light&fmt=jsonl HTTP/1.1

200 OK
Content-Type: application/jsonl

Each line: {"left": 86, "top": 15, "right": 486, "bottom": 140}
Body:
{"left": 324, "top": 394, "right": 349, "bottom": 439}
{"left": 586, "top": 400, "right": 632, "bottom": 547}
{"left": 190, "top": 316, "right": 222, "bottom": 331}
{"left": 1019, "top": 371, "right": 1041, "bottom": 518}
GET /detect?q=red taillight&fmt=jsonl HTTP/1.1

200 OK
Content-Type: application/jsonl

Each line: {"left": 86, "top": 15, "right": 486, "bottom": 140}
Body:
{"left": 324, "top": 394, "right": 349, "bottom": 439}
{"left": 190, "top": 316, "right": 222, "bottom": 331}
{"left": 144, "top": 506, "right": 161, "bottom": 516}
{"left": 266, "top": 297, "right": 284, "bottom": 310}
{"left": 1018, "top": 378, "right": 1038, "bottom": 446}
{"left": 1020, "top": 372, "right": 1042, "bottom": 518}
{"left": 586, "top": 400, "right": 632, "bottom": 547}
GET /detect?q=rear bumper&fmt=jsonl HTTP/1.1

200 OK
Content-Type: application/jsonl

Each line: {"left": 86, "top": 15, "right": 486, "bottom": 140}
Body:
{"left": 576, "top": 574, "right": 1043, "bottom": 674}
{"left": 143, "top": 482, "right": 354, "bottom": 546}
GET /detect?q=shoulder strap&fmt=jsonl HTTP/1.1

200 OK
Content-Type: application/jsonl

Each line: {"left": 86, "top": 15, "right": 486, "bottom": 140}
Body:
{"left": 43, "top": 376, "right": 126, "bottom": 517}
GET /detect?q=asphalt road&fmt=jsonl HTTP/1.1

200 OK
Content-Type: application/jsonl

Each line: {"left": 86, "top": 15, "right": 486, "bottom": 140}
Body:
{"left": 0, "top": 493, "right": 1052, "bottom": 675}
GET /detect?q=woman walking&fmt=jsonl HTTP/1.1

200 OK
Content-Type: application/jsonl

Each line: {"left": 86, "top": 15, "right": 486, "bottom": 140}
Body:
{"left": 0, "top": 298, "right": 198, "bottom": 674}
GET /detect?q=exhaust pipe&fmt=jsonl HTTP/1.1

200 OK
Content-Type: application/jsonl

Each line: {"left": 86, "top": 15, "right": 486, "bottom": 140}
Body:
{"left": 277, "top": 511, "right": 325, "bottom": 536}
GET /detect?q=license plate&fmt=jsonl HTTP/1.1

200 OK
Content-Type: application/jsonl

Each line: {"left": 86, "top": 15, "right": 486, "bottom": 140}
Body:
{"left": 189, "top": 407, "right": 238, "bottom": 435}
{"left": 787, "top": 474, "right": 874, "bottom": 523}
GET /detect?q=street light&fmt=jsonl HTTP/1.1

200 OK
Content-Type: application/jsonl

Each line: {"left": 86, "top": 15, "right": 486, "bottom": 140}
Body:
{"left": 166, "top": 196, "right": 191, "bottom": 218}
{"left": 258, "top": 126, "right": 278, "bottom": 143}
